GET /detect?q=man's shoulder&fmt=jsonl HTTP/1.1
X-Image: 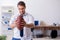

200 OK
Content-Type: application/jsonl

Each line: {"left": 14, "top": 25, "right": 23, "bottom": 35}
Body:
{"left": 26, "top": 13, "right": 33, "bottom": 17}
{"left": 12, "top": 13, "right": 19, "bottom": 18}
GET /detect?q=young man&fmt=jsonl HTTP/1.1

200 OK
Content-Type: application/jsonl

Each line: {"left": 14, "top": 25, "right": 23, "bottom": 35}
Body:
{"left": 9, "top": 1, "right": 34, "bottom": 40}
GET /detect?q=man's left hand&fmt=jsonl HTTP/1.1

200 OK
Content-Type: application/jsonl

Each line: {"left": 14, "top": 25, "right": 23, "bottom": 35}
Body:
{"left": 20, "top": 19, "right": 26, "bottom": 27}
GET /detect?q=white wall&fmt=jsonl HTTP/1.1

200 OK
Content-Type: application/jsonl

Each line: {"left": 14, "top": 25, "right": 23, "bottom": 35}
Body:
{"left": 25, "top": 0, "right": 60, "bottom": 24}
{"left": 0, "top": 0, "right": 60, "bottom": 35}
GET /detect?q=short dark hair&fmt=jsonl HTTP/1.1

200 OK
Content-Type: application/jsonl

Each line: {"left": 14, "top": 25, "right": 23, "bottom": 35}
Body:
{"left": 17, "top": 1, "right": 26, "bottom": 7}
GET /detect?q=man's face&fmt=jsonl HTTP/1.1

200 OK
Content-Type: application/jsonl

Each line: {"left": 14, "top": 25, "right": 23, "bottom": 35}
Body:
{"left": 17, "top": 5, "right": 26, "bottom": 15}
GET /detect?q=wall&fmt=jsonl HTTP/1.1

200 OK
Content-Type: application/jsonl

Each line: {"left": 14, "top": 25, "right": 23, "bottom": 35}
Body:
{"left": 0, "top": 0, "right": 60, "bottom": 35}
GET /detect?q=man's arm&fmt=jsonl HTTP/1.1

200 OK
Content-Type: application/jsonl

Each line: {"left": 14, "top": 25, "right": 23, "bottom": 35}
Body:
{"left": 24, "top": 15, "right": 34, "bottom": 28}
{"left": 10, "top": 24, "right": 15, "bottom": 28}
{"left": 9, "top": 20, "right": 17, "bottom": 28}
{"left": 9, "top": 14, "right": 17, "bottom": 29}
{"left": 25, "top": 23, "right": 34, "bottom": 28}
{"left": 20, "top": 20, "right": 34, "bottom": 28}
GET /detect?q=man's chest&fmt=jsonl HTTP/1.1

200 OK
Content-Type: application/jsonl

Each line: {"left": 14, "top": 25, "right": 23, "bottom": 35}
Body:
{"left": 15, "top": 14, "right": 29, "bottom": 23}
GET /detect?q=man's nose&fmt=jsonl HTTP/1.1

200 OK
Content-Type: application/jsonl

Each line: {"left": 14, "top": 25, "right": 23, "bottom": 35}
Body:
{"left": 20, "top": 10, "right": 23, "bottom": 12}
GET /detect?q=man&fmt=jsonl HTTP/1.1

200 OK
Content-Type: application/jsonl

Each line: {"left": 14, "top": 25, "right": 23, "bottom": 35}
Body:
{"left": 9, "top": 1, "right": 34, "bottom": 40}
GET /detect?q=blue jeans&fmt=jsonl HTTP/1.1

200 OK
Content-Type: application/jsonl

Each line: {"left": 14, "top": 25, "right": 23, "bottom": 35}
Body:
{"left": 12, "top": 38, "right": 21, "bottom": 40}
{"left": 12, "top": 37, "right": 33, "bottom": 40}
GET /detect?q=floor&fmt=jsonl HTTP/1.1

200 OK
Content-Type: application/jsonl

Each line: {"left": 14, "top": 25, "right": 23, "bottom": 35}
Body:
{"left": 6, "top": 36, "right": 60, "bottom": 40}
{"left": 33, "top": 37, "right": 60, "bottom": 40}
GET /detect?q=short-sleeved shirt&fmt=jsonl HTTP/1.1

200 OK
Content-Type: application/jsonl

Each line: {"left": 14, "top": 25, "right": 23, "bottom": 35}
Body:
{"left": 9, "top": 13, "right": 34, "bottom": 40}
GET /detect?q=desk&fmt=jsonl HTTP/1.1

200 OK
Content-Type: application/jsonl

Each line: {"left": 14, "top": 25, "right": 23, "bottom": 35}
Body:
{"left": 33, "top": 26, "right": 60, "bottom": 30}
{"left": 32, "top": 26, "right": 60, "bottom": 37}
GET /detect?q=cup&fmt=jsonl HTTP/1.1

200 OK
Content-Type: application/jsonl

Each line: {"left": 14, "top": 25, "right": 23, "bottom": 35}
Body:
{"left": 34, "top": 20, "right": 39, "bottom": 26}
